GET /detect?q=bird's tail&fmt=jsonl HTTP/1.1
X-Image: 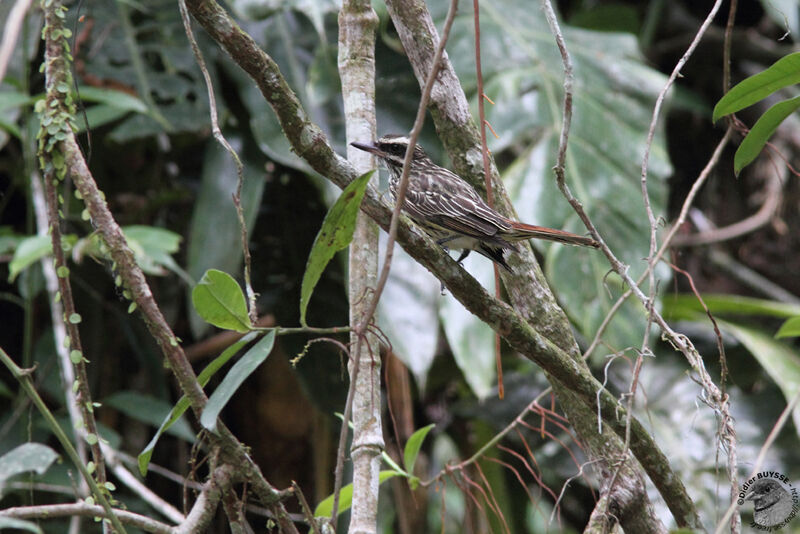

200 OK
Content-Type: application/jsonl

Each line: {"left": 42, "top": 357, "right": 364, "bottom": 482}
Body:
{"left": 507, "top": 221, "right": 600, "bottom": 248}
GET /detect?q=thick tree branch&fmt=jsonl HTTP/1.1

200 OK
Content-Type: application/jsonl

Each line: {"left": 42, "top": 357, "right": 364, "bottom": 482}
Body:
{"left": 37, "top": 0, "right": 299, "bottom": 530}
{"left": 182, "top": 0, "right": 701, "bottom": 528}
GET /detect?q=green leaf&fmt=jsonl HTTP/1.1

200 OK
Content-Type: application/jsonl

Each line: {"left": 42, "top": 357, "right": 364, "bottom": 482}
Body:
{"left": 713, "top": 52, "right": 800, "bottom": 122}
{"left": 123, "top": 225, "right": 191, "bottom": 282}
{"left": 191, "top": 269, "right": 252, "bottom": 332}
{"left": 776, "top": 316, "right": 800, "bottom": 339}
{"left": 719, "top": 320, "right": 800, "bottom": 437}
{"left": 8, "top": 234, "right": 79, "bottom": 282}
{"left": 8, "top": 235, "right": 52, "bottom": 282}
{"left": 443, "top": 2, "right": 671, "bottom": 352}
{"left": 299, "top": 170, "right": 373, "bottom": 326}
{"left": 733, "top": 95, "right": 800, "bottom": 174}
{"left": 439, "top": 254, "right": 496, "bottom": 398}
{"left": 0, "top": 443, "right": 59, "bottom": 482}
{"left": 314, "top": 470, "right": 400, "bottom": 517}
{"left": 663, "top": 294, "right": 800, "bottom": 320}
{"left": 0, "top": 518, "right": 43, "bottom": 533}
{"left": 377, "top": 246, "right": 441, "bottom": 390}
{"left": 0, "top": 91, "right": 34, "bottom": 112}
{"left": 403, "top": 423, "right": 435, "bottom": 474}
{"left": 73, "top": 104, "right": 131, "bottom": 133}
{"left": 74, "top": 86, "right": 149, "bottom": 114}
{"left": 138, "top": 332, "right": 258, "bottom": 475}
{"left": 104, "top": 391, "right": 195, "bottom": 442}
{"left": 186, "top": 137, "right": 266, "bottom": 338}
{"left": 200, "top": 331, "right": 275, "bottom": 432}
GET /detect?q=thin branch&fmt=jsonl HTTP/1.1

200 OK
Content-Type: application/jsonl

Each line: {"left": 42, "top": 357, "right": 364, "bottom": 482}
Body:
{"left": 331, "top": 0, "right": 458, "bottom": 523}
{"left": 713, "top": 388, "right": 800, "bottom": 534}
{"left": 178, "top": 0, "right": 257, "bottom": 323}
{"left": 671, "top": 170, "right": 783, "bottom": 246}
{"left": 0, "top": 503, "right": 172, "bottom": 534}
{"left": 473, "top": 0, "right": 504, "bottom": 399}
{"left": 101, "top": 445, "right": 184, "bottom": 525}
{"left": 29, "top": 171, "right": 90, "bottom": 495}
{"left": 0, "top": 348, "right": 126, "bottom": 534}
{"left": 0, "top": 0, "right": 33, "bottom": 80}
{"left": 182, "top": 0, "right": 700, "bottom": 525}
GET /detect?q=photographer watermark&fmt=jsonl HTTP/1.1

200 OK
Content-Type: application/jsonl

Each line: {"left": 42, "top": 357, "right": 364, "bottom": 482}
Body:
{"left": 738, "top": 471, "right": 799, "bottom": 531}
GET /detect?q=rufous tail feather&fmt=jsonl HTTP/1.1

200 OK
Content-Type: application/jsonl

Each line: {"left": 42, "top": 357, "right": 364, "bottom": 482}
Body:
{"left": 507, "top": 221, "right": 599, "bottom": 248}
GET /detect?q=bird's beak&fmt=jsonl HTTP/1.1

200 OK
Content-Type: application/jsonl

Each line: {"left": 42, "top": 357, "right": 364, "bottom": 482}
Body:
{"left": 350, "top": 141, "right": 381, "bottom": 155}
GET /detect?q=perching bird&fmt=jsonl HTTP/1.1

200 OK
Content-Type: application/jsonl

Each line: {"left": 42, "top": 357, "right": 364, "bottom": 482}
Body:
{"left": 351, "top": 135, "right": 599, "bottom": 271}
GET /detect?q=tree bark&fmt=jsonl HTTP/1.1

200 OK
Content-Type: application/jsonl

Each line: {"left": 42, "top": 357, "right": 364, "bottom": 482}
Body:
{"left": 339, "top": 1, "right": 383, "bottom": 532}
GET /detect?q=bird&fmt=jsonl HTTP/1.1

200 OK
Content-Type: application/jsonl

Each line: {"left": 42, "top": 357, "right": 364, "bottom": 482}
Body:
{"left": 351, "top": 134, "right": 599, "bottom": 271}
{"left": 745, "top": 479, "right": 794, "bottom": 527}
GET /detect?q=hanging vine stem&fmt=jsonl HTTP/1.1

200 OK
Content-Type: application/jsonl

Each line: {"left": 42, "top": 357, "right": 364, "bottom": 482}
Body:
{"left": 472, "top": 0, "right": 505, "bottom": 400}
{"left": 178, "top": 0, "right": 257, "bottom": 324}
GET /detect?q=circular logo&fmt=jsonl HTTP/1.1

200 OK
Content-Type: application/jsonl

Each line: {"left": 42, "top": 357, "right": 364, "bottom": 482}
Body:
{"left": 738, "top": 471, "right": 799, "bottom": 531}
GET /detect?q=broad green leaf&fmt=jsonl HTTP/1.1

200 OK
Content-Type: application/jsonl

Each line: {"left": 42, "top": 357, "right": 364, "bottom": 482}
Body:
{"left": 0, "top": 443, "right": 59, "bottom": 482}
{"left": 403, "top": 423, "right": 435, "bottom": 474}
{"left": 73, "top": 105, "right": 132, "bottom": 133}
{"left": 663, "top": 294, "right": 800, "bottom": 320}
{"left": 123, "top": 225, "right": 191, "bottom": 282}
{"left": 8, "top": 235, "right": 52, "bottom": 282}
{"left": 138, "top": 332, "right": 258, "bottom": 475}
{"left": 376, "top": 241, "right": 440, "bottom": 389}
{"left": 314, "top": 471, "right": 400, "bottom": 517}
{"left": 0, "top": 518, "right": 43, "bottom": 533}
{"left": 74, "top": 86, "right": 149, "bottom": 114}
{"left": 104, "top": 391, "right": 195, "bottom": 442}
{"left": 8, "top": 235, "right": 77, "bottom": 282}
{"left": 776, "top": 316, "right": 800, "bottom": 339}
{"left": 191, "top": 269, "right": 252, "bottom": 332}
{"left": 713, "top": 52, "right": 800, "bottom": 122}
{"left": 0, "top": 91, "right": 33, "bottom": 112}
{"left": 186, "top": 137, "right": 266, "bottom": 338}
{"left": 439, "top": 253, "right": 496, "bottom": 398}
{"left": 719, "top": 320, "right": 800, "bottom": 437}
{"left": 300, "top": 170, "right": 373, "bottom": 326}
{"left": 734, "top": 95, "right": 800, "bottom": 174}
{"left": 200, "top": 331, "right": 275, "bottom": 432}
{"left": 443, "top": 0, "right": 671, "bottom": 350}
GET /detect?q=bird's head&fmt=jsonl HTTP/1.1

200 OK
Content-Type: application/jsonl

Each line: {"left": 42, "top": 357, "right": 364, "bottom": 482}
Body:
{"left": 351, "top": 135, "right": 430, "bottom": 169}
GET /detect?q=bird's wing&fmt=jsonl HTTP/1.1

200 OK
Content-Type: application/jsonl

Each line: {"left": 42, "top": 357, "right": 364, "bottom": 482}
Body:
{"left": 404, "top": 168, "right": 511, "bottom": 238}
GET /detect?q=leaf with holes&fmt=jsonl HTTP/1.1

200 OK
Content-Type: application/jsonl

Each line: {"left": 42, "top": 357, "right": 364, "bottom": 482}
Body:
{"left": 300, "top": 170, "right": 373, "bottom": 326}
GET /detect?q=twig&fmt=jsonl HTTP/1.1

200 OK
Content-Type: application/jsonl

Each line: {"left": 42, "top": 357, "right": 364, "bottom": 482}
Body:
{"left": 330, "top": 0, "right": 459, "bottom": 521}
{"left": 713, "top": 388, "right": 800, "bottom": 534}
{"left": 0, "top": 348, "right": 126, "bottom": 534}
{"left": 472, "top": 0, "right": 504, "bottom": 399}
{"left": 0, "top": 0, "right": 33, "bottom": 80}
{"left": 355, "top": 0, "right": 459, "bottom": 336}
{"left": 101, "top": 444, "right": 185, "bottom": 524}
{"left": 39, "top": 0, "right": 108, "bottom": 489}
{"left": 178, "top": 0, "right": 257, "bottom": 324}
{"left": 671, "top": 171, "right": 783, "bottom": 246}
{"left": 292, "top": 481, "right": 323, "bottom": 534}
{"left": 29, "top": 171, "right": 90, "bottom": 495}
{"left": 0, "top": 503, "right": 171, "bottom": 534}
